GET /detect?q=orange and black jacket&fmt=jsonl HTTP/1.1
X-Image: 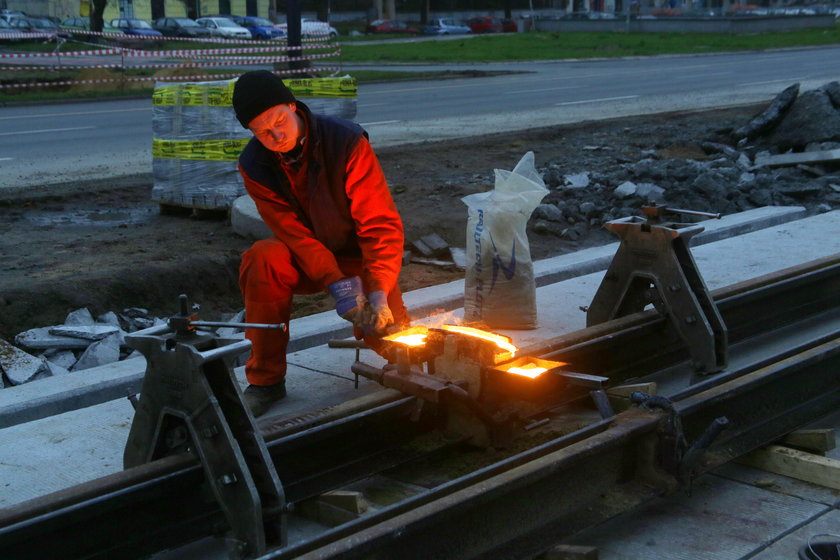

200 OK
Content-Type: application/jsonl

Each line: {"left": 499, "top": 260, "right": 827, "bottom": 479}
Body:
{"left": 237, "top": 101, "right": 403, "bottom": 295}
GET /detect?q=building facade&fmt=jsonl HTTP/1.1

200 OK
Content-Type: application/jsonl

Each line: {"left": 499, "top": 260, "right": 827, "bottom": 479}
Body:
{"left": 2, "top": 0, "right": 270, "bottom": 21}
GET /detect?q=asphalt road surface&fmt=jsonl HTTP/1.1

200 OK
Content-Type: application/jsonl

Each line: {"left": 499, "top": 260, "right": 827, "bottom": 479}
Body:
{"left": 2, "top": 45, "right": 840, "bottom": 190}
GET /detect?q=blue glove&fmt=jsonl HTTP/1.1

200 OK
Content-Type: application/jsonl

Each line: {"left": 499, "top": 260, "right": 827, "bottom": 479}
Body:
{"left": 365, "top": 290, "right": 395, "bottom": 335}
{"left": 328, "top": 277, "right": 367, "bottom": 326}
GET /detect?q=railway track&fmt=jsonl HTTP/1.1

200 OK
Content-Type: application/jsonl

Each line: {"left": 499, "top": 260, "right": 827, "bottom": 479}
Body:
{"left": 1, "top": 255, "right": 838, "bottom": 560}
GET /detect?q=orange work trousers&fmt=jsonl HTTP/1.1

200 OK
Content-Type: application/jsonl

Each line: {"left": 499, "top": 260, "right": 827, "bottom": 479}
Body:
{"left": 239, "top": 238, "right": 408, "bottom": 386}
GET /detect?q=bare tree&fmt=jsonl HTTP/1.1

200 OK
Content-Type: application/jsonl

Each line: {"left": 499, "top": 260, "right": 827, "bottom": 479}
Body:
{"left": 420, "top": 0, "right": 430, "bottom": 25}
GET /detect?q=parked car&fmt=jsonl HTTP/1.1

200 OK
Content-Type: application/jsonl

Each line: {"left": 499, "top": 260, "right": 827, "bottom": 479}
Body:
{"left": 365, "top": 19, "right": 419, "bottom": 34}
{"left": 423, "top": 18, "right": 471, "bottom": 35}
{"left": 195, "top": 16, "right": 251, "bottom": 39}
{"left": 110, "top": 18, "right": 163, "bottom": 38}
{"left": 466, "top": 16, "right": 503, "bottom": 33}
{"left": 232, "top": 16, "right": 285, "bottom": 40}
{"left": 61, "top": 17, "right": 119, "bottom": 34}
{"left": 0, "top": 9, "right": 26, "bottom": 19}
{"left": 152, "top": 17, "right": 213, "bottom": 38}
{"left": 0, "top": 18, "right": 19, "bottom": 42}
{"left": 276, "top": 18, "right": 338, "bottom": 38}
{"left": 27, "top": 16, "right": 73, "bottom": 38}
{"left": 500, "top": 17, "right": 518, "bottom": 32}
{"left": 4, "top": 16, "right": 71, "bottom": 39}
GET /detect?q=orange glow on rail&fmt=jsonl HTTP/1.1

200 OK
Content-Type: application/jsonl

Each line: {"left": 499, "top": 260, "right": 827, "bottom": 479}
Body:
{"left": 506, "top": 363, "right": 548, "bottom": 378}
{"left": 392, "top": 333, "right": 427, "bottom": 346}
{"left": 440, "top": 325, "right": 517, "bottom": 355}
{"left": 384, "top": 326, "right": 430, "bottom": 347}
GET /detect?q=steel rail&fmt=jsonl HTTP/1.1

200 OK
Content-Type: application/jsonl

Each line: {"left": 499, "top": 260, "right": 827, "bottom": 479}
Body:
{"left": 274, "top": 338, "right": 840, "bottom": 560}
{"left": 0, "top": 255, "right": 838, "bottom": 559}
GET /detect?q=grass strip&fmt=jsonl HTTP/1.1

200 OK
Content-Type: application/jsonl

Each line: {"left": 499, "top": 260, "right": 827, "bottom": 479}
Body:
{"left": 338, "top": 26, "right": 840, "bottom": 62}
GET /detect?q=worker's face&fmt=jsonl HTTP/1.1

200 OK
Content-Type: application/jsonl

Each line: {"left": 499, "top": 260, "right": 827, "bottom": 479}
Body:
{"left": 248, "top": 103, "right": 302, "bottom": 153}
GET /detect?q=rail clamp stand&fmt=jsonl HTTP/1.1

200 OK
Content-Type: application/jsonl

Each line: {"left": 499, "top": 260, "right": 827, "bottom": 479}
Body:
{"left": 587, "top": 205, "right": 728, "bottom": 374}
{"left": 123, "top": 296, "right": 286, "bottom": 559}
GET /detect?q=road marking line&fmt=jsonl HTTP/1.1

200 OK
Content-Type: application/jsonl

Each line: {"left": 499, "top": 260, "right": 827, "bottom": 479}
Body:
{"left": 0, "top": 107, "right": 148, "bottom": 120}
{"left": 369, "top": 82, "right": 494, "bottom": 95}
{"left": 674, "top": 71, "right": 734, "bottom": 79}
{"left": 357, "top": 103, "right": 390, "bottom": 108}
{"left": 0, "top": 157, "right": 13, "bottom": 161}
{"left": 556, "top": 95, "right": 639, "bottom": 106}
{"left": 0, "top": 126, "right": 96, "bottom": 136}
{"left": 738, "top": 77, "right": 806, "bottom": 86}
{"left": 506, "top": 86, "right": 582, "bottom": 94}
{"left": 359, "top": 120, "right": 400, "bottom": 126}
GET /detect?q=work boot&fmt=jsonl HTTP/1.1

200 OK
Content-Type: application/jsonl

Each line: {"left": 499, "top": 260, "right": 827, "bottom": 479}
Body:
{"left": 243, "top": 380, "right": 286, "bottom": 417}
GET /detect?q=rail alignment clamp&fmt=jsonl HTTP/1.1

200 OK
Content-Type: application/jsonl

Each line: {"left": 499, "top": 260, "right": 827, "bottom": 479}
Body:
{"left": 124, "top": 295, "right": 288, "bottom": 559}
{"left": 587, "top": 204, "right": 727, "bottom": 374}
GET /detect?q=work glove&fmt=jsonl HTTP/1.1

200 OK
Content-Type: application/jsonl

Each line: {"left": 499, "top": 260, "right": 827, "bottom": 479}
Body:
{"left": 364, "top": 290, "right": 395, "bottom": 336}
{"left": 328, "top": 276, "right": 367, "bottom": 328}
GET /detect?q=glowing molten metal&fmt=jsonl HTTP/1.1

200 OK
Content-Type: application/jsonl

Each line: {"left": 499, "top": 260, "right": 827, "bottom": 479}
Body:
{"left": 506, "top": 363, "right": 548, "bottom": 379}
{"left": 393, "top": 333, "right": 427, "bottom": 347}
{"left": 440, "top": 325, "right": 518, "bottom": 355}
{"left": 383, "top": 326, "right": 430, "bottom": 347}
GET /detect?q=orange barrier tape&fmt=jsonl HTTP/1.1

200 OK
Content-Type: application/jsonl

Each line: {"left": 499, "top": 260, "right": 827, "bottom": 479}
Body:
{"left": 0, "top": 41, "right": 333, "bottom": 59}
{"left": 1, "top": 50, "right": 341, "bottom": 72}
{"left": 64, "top": 28, "right": 332, "bottom": 44}
{"left": 0, "top": 48, "right": 123, "bottom": 58}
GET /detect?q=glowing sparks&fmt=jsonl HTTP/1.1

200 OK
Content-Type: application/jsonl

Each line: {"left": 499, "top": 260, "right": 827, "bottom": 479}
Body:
{"left": 506, "top": 363, "right": 548, "bottom": 378}
{"left": 440, "top": 325, "right": 517, "bottom": 355}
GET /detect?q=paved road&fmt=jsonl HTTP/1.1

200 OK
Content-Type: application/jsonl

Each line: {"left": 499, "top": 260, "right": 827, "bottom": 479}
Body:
{"left": 2, "top": 46, "right": 840, "bottom": 189}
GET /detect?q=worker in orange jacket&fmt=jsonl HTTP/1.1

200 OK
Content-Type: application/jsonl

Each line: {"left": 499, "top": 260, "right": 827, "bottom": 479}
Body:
{"left": 232, "top": 70, "right": 408, "bottom": 417}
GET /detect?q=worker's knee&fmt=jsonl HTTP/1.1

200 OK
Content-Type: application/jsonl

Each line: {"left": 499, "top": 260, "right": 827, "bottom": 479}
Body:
{"left": 242, "top": 238, "right": 293, "bottom": 268}
{"left": 240, "top": 239, "right": 298, "bottom": 298}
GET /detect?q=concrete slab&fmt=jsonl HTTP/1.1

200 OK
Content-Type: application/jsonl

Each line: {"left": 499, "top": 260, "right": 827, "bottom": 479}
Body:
{"left": 564, "top": 475, "right": 832, "bottom": 560}
{"left": 0, "top": 398, "right": 134, "bottom": 508}
{"left": 752, "top": 508, "right": 840, "bottom": 560}
{"left": 714, "top": 460, "right": 840, "bottom": 507}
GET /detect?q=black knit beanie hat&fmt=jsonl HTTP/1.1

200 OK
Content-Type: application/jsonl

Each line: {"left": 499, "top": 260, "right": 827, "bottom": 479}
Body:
{"left": 232, "top": 70, "right": 296, "bottom": 129}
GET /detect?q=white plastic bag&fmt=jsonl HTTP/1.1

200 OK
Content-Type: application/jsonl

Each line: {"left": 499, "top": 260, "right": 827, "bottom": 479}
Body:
{"left": 462, "top": 152, "right": 548, "bottom": 330}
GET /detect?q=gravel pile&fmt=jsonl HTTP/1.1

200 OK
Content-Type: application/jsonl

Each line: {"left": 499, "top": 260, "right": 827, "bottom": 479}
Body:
{"left": 530, "top": 82, "right": 840, "bottom": 241}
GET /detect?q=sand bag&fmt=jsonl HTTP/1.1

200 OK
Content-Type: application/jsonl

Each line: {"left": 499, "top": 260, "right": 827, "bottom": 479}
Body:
{"left": 462, "top": 152, "right": 548, "bottom": 329}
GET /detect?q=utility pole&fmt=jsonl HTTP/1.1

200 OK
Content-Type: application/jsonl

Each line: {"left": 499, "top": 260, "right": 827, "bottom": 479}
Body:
{"left": 287, "top": 0, "right": 305, "bottom": 72}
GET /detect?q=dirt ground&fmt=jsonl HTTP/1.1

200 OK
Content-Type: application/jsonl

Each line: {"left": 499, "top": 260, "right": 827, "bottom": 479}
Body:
{"left": 0, "top": 104, "right": 769, "bottom": 341}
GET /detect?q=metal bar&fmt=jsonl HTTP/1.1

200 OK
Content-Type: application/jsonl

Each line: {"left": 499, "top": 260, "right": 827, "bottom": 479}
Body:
{"left": 192, "top": 321, "right": 286, "bottom": 330}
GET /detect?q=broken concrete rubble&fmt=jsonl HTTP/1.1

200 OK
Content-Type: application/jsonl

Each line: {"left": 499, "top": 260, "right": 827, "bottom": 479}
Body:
{"left": 526, "top": 82, "right": 839, "bottom": 245}
{"left": 72, "top": 333, "right": 121, "bottom": 372}
{"left": 64, "top": 307, "right": 95, "bottom": 326}
{"left": 768, "top": 87, "right": 840, "bottom": 151}
{"left": 2, "top": 307, "right": 167, "bottom": 389}
{"left": 733, "top": 83, "right": 799, "bottom": 141}
{"left": 0, "top": 339, "right": 45, "bottom": 386}
{"left": 49, "top": 325, "right": 121, "bottom": 342}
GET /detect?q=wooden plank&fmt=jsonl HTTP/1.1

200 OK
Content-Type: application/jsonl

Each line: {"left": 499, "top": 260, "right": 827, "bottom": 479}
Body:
{"left": 606, "top": 382, "right": 657, "bottom": 398}
{"left": 606, "top": 382, "right": 657, "bottom": 412}
{"left": 780, "top": 429, "right": 836, "bottom": 454}
{"left": 736, "top": 444, "right": 840, "bottom": 490}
